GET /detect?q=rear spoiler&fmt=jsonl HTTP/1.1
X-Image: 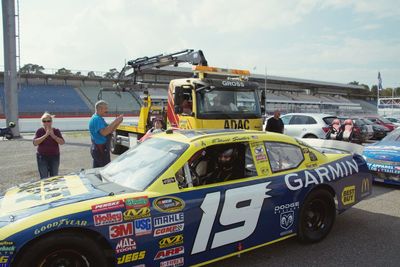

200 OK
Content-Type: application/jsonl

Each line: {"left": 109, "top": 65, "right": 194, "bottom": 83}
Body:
{"left": 299, "top": 139, "right": 364, "bottom": 155}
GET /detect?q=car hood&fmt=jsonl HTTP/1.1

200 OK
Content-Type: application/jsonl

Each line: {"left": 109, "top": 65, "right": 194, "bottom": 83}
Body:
{"left": 363, "top": 142, "right": 400, "bottom": 162}
{"left": 0, "top": 174, "right": 108, "bottom": 224}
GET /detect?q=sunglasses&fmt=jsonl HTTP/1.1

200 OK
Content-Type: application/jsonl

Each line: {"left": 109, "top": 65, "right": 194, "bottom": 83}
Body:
{"left": 42, "top": 120, "right": 52, "bottom": 123}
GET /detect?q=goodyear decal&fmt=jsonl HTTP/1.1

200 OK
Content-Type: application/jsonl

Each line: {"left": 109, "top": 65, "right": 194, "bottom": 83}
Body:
{"left": 153, "top": 197, "right": 185, "bottom": 213}
{"left": 341, "top": 185, "right": 356, "bottom": 205}
{"left": 117, "top": 251, "right": 146, "bottom": 265}
{"left": 34, "top": 219, "right": 88, "bottom": 235}
{"left": 285, "top": 158, "right": 359, "bottom": 191}
{"left": 159, "top": 234, "right": 184, "bottom": 248}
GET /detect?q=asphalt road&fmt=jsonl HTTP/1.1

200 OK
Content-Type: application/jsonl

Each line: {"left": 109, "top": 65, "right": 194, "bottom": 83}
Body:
{"left": 0, "top": 133, "right": 399, "bottom": 267}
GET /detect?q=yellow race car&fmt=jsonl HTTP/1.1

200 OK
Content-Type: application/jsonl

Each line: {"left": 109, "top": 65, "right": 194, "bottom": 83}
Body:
{"left": 0, "top": 129, "right": 372, "bottom": 267}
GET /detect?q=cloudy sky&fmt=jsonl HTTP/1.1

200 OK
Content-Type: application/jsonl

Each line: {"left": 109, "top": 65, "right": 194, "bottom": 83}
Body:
{"left": 1, "top": 0, "right": 399, "bottom": 87}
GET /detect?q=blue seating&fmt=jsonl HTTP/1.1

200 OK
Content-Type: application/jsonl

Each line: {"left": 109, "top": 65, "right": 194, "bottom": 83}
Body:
{"left": 0, "top": 84, "right": 91, "bottom": 114}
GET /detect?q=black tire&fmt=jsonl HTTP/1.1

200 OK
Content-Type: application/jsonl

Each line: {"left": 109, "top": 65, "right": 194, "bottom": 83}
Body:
{"left": 5, "top": 133, "right": 13, "bottom": 140}
{"left": 111, "top": 131, "right": 127, "bottom": 155}
{"left": 298, "top": 189, "right": 336, "bottom": 243}
{"left": 303, "top": 134, "right": 317, "bottom": 139}
{"left": 14, "top": 233, "right": 108, "bottom": 267}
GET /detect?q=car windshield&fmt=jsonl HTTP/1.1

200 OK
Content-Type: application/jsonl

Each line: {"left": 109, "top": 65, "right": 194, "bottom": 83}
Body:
{"left": 100, "top": 138, "right": 188, "bottom": 191}
{"left": 381, "top": 128, "right": 400, "bottom": 142}
{"left": 379, "top": 117, "right": 392, "bottom": 124}
{"left": 197, "top": 88, "right": 261, "bottom": 119}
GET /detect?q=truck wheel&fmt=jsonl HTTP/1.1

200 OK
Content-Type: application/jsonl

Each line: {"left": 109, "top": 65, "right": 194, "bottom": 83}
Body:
{"left": 14, "top": 233, "right": 108, "bottom": 267}
{"left": 298, "top": 189, "right": 336, "bottom": 243}
{"left": 5, "top": 133, "right": 13, "bottom": 140}
{"left": 111, "top": 131, "right": 127, "bottom": 155}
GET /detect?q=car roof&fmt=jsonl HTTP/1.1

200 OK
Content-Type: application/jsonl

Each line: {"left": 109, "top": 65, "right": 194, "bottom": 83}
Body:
{"left": 282, "top": 113, "right": 336, "bottom": 118}
{"left": 152, "top": 129, "right": 295, "bottom": 144}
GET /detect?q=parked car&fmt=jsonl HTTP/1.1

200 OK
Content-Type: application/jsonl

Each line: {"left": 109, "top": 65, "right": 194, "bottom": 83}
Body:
{"left": 384, "top": 116, "right": 400, "bottom": 127}
{"left": 363, "top": 128, "right": 400, "bottom": 186}
{"left": 361, "top": 118, "right": 389, "bottom": 140}
{"left": 0, "top": 129, "right": 372, "bottom": 267}
{"left": 338, "top": 117, "right": 371, "bottom": 144}
{"left": 280, "top": 113, "right": 337, "bottom": 139}
{"left": 363, "top": 115, "right": 397, "bottom": 132}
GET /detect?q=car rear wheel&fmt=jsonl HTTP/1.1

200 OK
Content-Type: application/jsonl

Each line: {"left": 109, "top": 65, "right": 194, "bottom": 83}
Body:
{"left": 298, "top": 189, "right": 336, "bottom": 243}
{"left": 303, "top": 134, "right": 317, "bottom": 138}
{"left": 14, "top": 233, "right": 108, "bottom": 267}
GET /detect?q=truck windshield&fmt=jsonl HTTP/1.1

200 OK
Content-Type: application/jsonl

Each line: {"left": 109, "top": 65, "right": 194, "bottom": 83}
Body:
{"left": 100, "top": 138, "right": 188, "bottom": 191}
{"left": 197, "top": 88, "right": 261, "bottom": 119}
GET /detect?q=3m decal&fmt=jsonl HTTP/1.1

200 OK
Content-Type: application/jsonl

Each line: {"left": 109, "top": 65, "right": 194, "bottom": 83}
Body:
{"left": 115, "top": 238, "right": 136, "bottom": 254}
{"left": 34, "top": 219, "right": 87, "bottom": 235}
{"left": 109, "top": 222, "right": 134, "bottom": 239}
{"left": 154, "top": 213, "right": 184, "bottom": 228}
{"left": 92, "top": 200, "right": 124, "bottom": 213}
{"left": 160, "top": 257, "right": 184, "bottom": 267}
{"left": 134, "top": 218, "right": 152, "bottom": 236}
{"left": 159, "top": 234, "right": 184, "bottom": 248}
{"left": 117, "top": 251, "right": 146, "bottom": 264}
{"left": 342, "top": 185, "right": 356, "bottom": 205}
{"left": 125, "top": 197, "right": 149, "bottom": 210}
{"left": 274, "top": 201, "right": 299, "bottom": 234}
{"left": 285, "top": 159, "right": 359, "bottom": 191}
{"left": 154, "top": 246, "right": 184, "bottom": 260}
{"left": 93, "top": 211, "right": 123, "bottom": 226}
{"left": 192, "top": 182, "right": 271, "bottom": 254}
{"left": 154, "top": 223, "right": 184, "bottom": 237}
{"left": 361, "top": 178, "right": 370, "bottom": 197}
{"left": 123, "top": 207, "right": 151, "bottom": 221}
{"left": 153, "top": 197, "right": 185, "bottom": 213}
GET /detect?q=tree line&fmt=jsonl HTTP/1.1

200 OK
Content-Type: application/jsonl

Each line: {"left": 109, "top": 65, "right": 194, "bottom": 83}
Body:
{"left": 348, "top": 81, "right": 400, "bottom": 98}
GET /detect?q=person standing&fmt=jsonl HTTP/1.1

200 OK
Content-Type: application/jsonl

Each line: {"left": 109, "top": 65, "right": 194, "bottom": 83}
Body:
{"left": 33, "top": 112, "right": 65, "bottom": 179}
{"left": 265, "top": 110, "right": 284, "bottom": 133}
{"left": 89, "top": 100, "right": 123, "bottom": 168}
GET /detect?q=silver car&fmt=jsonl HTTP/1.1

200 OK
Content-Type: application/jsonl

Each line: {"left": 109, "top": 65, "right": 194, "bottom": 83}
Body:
{"left": 280, "top": 113, "right": 337, "bottom": 139}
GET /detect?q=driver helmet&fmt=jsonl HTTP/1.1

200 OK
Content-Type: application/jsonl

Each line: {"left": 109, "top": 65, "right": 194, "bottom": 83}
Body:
{"left": 218, "top": 148, "right": 236, "bottom": 169}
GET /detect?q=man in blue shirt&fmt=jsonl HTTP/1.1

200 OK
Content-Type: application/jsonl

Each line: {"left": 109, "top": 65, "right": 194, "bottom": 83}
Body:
{"left": 89, "top": 100, "right": 123, "bottom": 167}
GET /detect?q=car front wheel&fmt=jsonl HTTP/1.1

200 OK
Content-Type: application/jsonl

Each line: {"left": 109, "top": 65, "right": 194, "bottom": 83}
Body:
{"left": 298, "top": 189, "right": 336, "bottom": 243}
{"left": 14, "top": 233, "right": 109, "bottom": 267}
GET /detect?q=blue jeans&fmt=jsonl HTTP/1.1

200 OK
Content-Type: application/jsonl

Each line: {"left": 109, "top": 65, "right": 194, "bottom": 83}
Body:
{"left": 36, "top": 154, "right": 60, "bottom": 179}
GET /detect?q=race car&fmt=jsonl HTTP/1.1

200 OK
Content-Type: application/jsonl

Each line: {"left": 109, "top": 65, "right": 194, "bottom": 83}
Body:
{"left": 363, "top": 127, "right": 400, "bottom": 186}
{"left": 0, "top": 129, "right": 372, "bottom": 267}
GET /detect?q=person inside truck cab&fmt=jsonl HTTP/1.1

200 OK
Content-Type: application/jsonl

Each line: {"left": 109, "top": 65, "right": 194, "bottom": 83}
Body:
{"left": 181, "top": 92, "right": 193, "bottom": 115}
{"left": 213, "top": 94, "right": 238, "bottom": 112}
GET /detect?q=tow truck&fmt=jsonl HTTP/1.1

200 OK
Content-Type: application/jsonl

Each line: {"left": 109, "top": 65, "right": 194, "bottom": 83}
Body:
{"left": 108, "top": 49, "right": 263, "bottom": 154}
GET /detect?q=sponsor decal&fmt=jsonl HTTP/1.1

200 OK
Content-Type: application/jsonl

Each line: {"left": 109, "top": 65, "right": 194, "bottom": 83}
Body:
{"left": 367, "top": 163, "right": 400, "bottom": 175}
{"left": 341, "top": 185, "right": 356, "bottom": 205}
{"left": 222, "top": 80, "right": 245, "bottom": 87}
{"left": 124, "top": 207, "right": 151, "bottom": 221}
{"left": 92, "top": 200, "right": 125, "bottom": 213}
{"left": 274, "top": 201, "right": 299, "bottom": 234}
{"left": 154, "top": 223, "right": 184, "bottom": 237}
{"left": 253, "top": 144, "right": 267, "bottom": 161}
{"left": 117, "top": 251, "right": 146, "bottom": 264}
{"left": 162, "top": 178, "right": 176, "bottom": 185}
{"left": 109, "top": 222, "right": 134, "bottom": 239}
{"left": 154, "top": 246, "right": 184, "bottom": 260}
{"left": 309, "top": 151, "right": 318, "bottom": 161}
{"left": 153, "top": 197, "right": 185, "bottom": 213}
{"left": 0, "top": 242, "right": 15, "bottom": 255}
{"left": 115, "top": 238, "right": 136, "bottom": 254}
{"left": 125, "top": 197, "right": 149, "bottom": 210}
{"left": 159, "top": 234, "right": 184, "bottom": 248}
{"left": 0, "top": 256, "right": 9, "bottom": 265}
{"left": 302, "top": 148, "right": 310, "bottom": 153}
{"left": 285, "top": 159, "right": 359, "bottom": 191}
{"left": 134, "top": 218, "right": 152, "bottom": 236}
{"left": 160, "top": 257, "right": 184, "bottom": 267}
{"left": 361, "top": 178, "right": 371, "bottom": 197}
{"left": 154, "top": 213, "right": 184, "bottom": 228}
{"left": 34, "top": 219, "right": 88, "bottom": 235}
{"left": 224, "top": 119, "right": 250, "bottom": 129}
{"left": 192, "top": 182, "right": 271, "bottom": 254}
{"left": 93, "top": 211, "right": 123, "bottom": 226}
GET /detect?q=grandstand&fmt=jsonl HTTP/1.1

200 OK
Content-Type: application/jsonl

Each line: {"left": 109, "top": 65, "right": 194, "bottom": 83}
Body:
{"left": 0, "top": 67, "right": 377, "bottom": 118}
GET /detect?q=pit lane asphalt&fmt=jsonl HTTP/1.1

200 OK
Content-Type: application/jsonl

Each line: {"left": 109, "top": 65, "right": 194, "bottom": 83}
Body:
{"left": 0, "top": 133, "right": 399, "bottom": 267}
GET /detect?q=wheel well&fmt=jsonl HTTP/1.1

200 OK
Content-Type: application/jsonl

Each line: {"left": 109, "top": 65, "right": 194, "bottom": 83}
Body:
{"left": 12, "top": 227, "right": 114, "bottom": 266}
{"left": 305, "top": 184, "right": 337, "bottom": 207}
{"left": 303, "top": 133, "right": 317, "bottom": 138}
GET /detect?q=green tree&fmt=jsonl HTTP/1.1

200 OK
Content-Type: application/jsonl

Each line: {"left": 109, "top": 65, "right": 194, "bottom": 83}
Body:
{"left": 19, "top": 63, "right": 45, "bottom": 74}
{"left": 103, "top": 68, "right": 119, "bottom": 79}
{"left": 87, "top": 71, "right": 100, "bottom": 78}
{"left": 55, "top": 68, "right": 72, "bottom": 76}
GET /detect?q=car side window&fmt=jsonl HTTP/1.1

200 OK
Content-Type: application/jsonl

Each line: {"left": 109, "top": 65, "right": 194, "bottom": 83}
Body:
{"left": 175, "top": 142, "right": 256, "bottom": 188}
{"left": 264, "top": 142, "right": 304, "bottom": 172}
{"left": 290, "top": 115, "right": 305, "bottom": 125}
{"left": 281, "top": 115, "right": 292, "bottom": 125}
{"left": 306, "top": 116, "right": 317, "bottom": 124}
